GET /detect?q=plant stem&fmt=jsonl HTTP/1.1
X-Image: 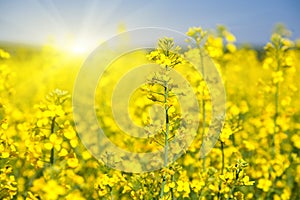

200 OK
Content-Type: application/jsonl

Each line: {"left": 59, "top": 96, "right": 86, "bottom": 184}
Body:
{"left": 272, "top": 48, "right": 281, "bottom": 159}
{"left": 164, "top": 81, "right": 170, "bottom": 166}
{"left": 221, "top": 141, "right": 225, "bottom": 175}
{"left": 268, "top": 46, "right": 281, "bottom": 199}
{"left": 110, "top": 187, "right": 114, "bottom": 200}
{"left": 272, "top": 82, "right": 279, "bottom": 159}
{"left": 171, "top": 174, "right": 175, "bottom": 200}
{"left": 160, "top": 67, "right": 170, "bottom": 199}
{"left": 218, "top": 141, "right": 225, "bottom": 200}
{"left": 50, "top": 117, "right": 56, "bottom": 165}
{"left": 199, "top": 49, "right": 207, "bottom": 171}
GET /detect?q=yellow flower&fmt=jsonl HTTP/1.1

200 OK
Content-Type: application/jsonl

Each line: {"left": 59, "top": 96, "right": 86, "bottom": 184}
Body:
{"left": 70, "top": 138, "right": 78, "bottom": 148}
{"left": 64, "top": 126, "right": 76, "bottom": 139}
{"left": 257, "top": 178, "right": 272, "bottom": 192}
{"left": 272, "top": 71, "right": 284, "bottom": 83}
{"left": 242, "top": 176, "right": 255, "bottom": 186}
{"left": 67, "top": 154, "right": 79, "bottom": 168}
{"left": 208, "top": 184, "right": 218, "bottom": 193}
{"left": 36, "top": 118, "right": 49, "bottom": 127}
{"left": 263, "top": 57, "right": 273, "bottom": 69}
{"left": 291, "top": 134, "right": 300, "bottom": 149}
{"left": 223, "top": 30, "right": 236, "bottom": 42}
{"left": 191, "top": 179, "right": 204, "bottom": 193}
{"left": 1, "top": 121, "right": 8, "bottom": 130}
{"left": 220, "top": 125, "right": 233, "bottom": 142}
{"left": 42, "top": 179, "right": 66, "bottom": 200}
{"left": 226, "top": 43, "right": 236, "bottom": 52}
{"left": 58, "top": 148, "right": 68, "bottom": 157}
{"left": 281, "top": 188, "right": 291, "bottom": 200}
{"left": 82, "top": 150, "right": 92, "bottom": 160}
{"left": 186, "top": 27, "right": 196, "bottom": 37}
{"left": 65, "top": 190, "right": 85, "bottom": 200}
{"left": 1, "top": 151, "right": 10, "bottom": 158}
{"left": 243, "top": 141, "right": 256, "bottom": 151}
{"left": 0, "top": 49, "right": 10, "bottom": 59}
{"left": 122, "top": 183, "right": 133, "bottom": 194}
{"left": 44, "top": 134, "right": 63, "bottom": 151}
{"left": 164, "top": 185, "right": 170, "bottom": 193}
{"left": 176, "top": 180, "right": 190, "bottom": 194}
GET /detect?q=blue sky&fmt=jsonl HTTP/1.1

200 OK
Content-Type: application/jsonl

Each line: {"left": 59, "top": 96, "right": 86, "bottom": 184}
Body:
{"left": 0, "top": 0, "right": 299, "bottom": 48}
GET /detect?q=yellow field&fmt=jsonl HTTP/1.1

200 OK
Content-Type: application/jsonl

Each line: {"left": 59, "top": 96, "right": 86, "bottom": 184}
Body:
{"left": 0, "top": 25, "right": 300, "bottom": 199}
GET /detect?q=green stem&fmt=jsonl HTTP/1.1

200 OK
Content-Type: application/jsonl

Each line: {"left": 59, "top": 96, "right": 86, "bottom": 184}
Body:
{"left": 110, "top": 187, "right": 114, "bottom": 200}
{"left": 199, "top": 49, "right": 207, "bottom": 171}
{"left": 164, "top": 85, "right": 169, "bottom": 165}
{"left": 171, "top": 174, "right": 175, "bottom": 200}
{"left": 160, "top": 67, "right": 170, "bottom": 199}
{"left": 226, "top": 182, "right": 236, "bottom": 200}
{"left": 268, "top": 46, "right": 281, "bottom": 199}
{"left": 272, "top": 82, "right": 279, "bottom": 159}
{"left": 221, "top": 141, "right": 225, "bottom": 175}
{"left": 218, "top": 141, "right": 225, "bottom": 200}
{"left": 272, "top": 48, "right": 281, "bottom": 159}
{"left": 50, "top": 148, "right": 54, "bottom": 165}
{"left": 50, "top": 117, "right": 56, "bottom": 165}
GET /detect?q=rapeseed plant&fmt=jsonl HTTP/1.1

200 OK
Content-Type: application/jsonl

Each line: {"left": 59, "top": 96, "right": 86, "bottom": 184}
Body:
{"left": 0, "top": 24, "right": 299, "bottom": 199}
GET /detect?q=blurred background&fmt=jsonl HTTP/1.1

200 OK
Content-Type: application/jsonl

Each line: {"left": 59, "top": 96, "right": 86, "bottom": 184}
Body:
{"left": 0, "top": 0, "right": 299, "bottom": 52}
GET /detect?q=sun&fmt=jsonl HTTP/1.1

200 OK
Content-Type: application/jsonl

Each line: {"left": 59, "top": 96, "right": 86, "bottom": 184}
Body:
{"left": 71, "top": 44, "right": 89, "bottom": 54}
{"left": 65, "top": 37, "right": 107, "bottom": 55}
{"left": 62, "top": 38, "right": 97, "bottom": 55}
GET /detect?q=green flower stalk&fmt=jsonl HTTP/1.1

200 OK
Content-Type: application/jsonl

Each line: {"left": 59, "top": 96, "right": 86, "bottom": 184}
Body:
{"left": 186, "top": 27, "right": 208, "bottom": 170}
{"left": 146, "top": 37, "right": 184, "bottom": 199}
{"left": 263, "top": 25, "right": 294, "bottom": 199}
{"left": 264, "top": 31, "right": 294, "bottom": 159}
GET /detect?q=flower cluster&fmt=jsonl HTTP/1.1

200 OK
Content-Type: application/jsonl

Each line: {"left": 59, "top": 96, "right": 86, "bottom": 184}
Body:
{"left": 147, "top": 37, "right": 185, "bottom": 68}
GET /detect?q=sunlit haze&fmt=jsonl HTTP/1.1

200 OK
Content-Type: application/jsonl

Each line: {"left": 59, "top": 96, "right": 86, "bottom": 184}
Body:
{"left": 0, "top": 0, "right": 299, "bottom": 52}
